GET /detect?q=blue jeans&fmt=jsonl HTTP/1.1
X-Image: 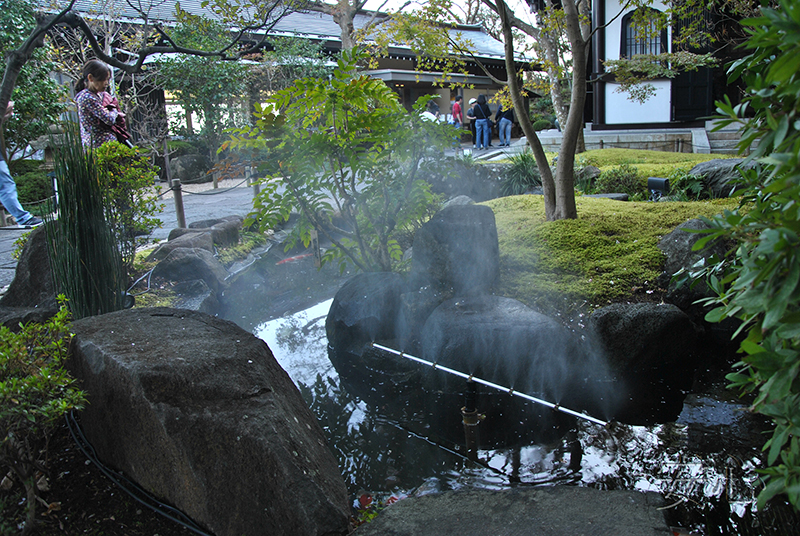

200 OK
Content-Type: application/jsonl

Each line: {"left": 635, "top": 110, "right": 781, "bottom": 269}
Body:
{"left": 475, "top": 119, "right": 489, "bottom": 149}
{"left": 499, "top": 118, "right": 512, "bottom": 145}
{"left": 0, "top": 158, "right": 32, "bottom": 224}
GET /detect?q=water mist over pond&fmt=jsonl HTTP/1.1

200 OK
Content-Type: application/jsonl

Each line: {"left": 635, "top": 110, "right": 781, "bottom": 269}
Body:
{"left": 236, "top": 298, "right": 794, "bottom": 535}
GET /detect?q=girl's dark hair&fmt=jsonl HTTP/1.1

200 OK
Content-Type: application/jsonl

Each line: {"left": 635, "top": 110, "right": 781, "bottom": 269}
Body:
{"left": 455, "top": 95, "right": 463, "bottom": 102}
{"left": 75, "top": 59, "right": 111, "bottom": 93}
{"left": 477, "top": 94, "right": 487, "bottom": 105}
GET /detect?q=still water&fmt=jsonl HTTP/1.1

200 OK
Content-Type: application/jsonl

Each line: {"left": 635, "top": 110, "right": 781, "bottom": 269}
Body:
{"left": 245, "top": 299, "right": 795, "bottom": 535}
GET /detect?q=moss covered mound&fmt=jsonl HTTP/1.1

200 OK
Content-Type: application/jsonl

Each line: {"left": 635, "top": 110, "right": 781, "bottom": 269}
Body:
{"left": 484, "top": 195, "right": 738, "bottom": 318}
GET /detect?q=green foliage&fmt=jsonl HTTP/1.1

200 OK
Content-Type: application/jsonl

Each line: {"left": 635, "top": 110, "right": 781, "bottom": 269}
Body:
{"left": 594, "top": 163, "right": 646, "bottom": 198}
{"left": 688, "top": 0, "right": 800, "bottom": 510}
{"left": 13, "top": 168, "right": 53, "bottom": 207}
{"left": 45, "top": 127, "right": 126, "bottom": 319}
{"left": 668, "top": 167, "right": 707, "bottom": 201}
{"left": 0, "top": 0, "right": 69, "bottom": 162}
{"left": 485, "top": 194, "right": 737, "bottom": 318}
{"left": 0, "top": 300, "right": 87, "bottom": 534}
{"left": 11, "top": 232, "right": 29, "bottom": 261}
{"left": 605, "top": 51, "right": 717, "bottom": 104}
{"left": 227, "top": 49, "right": 451, "bottom": 273}
{"left": 93, "top": 142, "right": 163, "bottom": 273}
{"left": 154, "top": 13, "right": 249, "bottom": 161}
{"left": 502, "top": 149, "right": 542, "bottom": 196}
{"left": 252, "top": 35, "right": 334, "bottom": 94}
{"left": 532, "top": 119, "right": 554, "bottom": 131}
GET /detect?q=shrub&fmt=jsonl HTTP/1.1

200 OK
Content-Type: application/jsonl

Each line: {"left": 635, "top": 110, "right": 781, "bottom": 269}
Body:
{"left": 668, "top": 168, "right": 707, "bottom": 201}
{"left": 532, "top": 119, "right": 553, "bottom": 131}
{"left": 594, "top": 163, "right": 646, "bottom": 198}
{"left": 502, "top": 149, "right": 542, "bottom": 195}
{"left": 0, "top": 301, "right": 87, "bottom": 534}
{"left": 13, "top": 170, "right": 53, "bottom": 205}
{"left": 94, "top": 142, "right": 163, "bottom": 273}
{"left": 45, "top": 128, "right": 127, "bottom": 319}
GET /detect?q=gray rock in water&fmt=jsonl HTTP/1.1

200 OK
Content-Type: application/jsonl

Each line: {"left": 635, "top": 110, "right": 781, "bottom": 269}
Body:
{"left": 688, "top": 158, "right": 755, "bottom": 198}
{"left": 326, "top": 271, "right": 406, "bottom": 354}
{"left": 151, "top": 247, "right": 228, "bottom": 292}
{"left": 588, "top": 302, "right": 702, "bottom": 424}
{"left": 411, "top": 204, "right": 499, "bottom": 296}
{"left": 70, "top": 308, "right": 350, "bottom": 536}
{"left": 420, "top": 295, "right": 617, "bottom": 421}
{"left": 169, "top": 154, "right": 212, "bottom": 184}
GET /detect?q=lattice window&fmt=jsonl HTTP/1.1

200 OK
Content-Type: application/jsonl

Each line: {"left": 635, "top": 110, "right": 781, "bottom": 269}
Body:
{"left": 620, "top": 8, "right": 667, "bottom": 58}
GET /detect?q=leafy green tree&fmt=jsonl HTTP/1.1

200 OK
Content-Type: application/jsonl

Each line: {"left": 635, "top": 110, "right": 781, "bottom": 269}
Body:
{"left": 154, "top": 11, "right": 250, "bottom": 164}
{"left": 0, "top": 0, "right": 68, "bottom": 162}
{"left": 0, "top": 301, "right": 87, "bottom": 535}
{"left": 94, "top": 142, "right": 163, "bottom": 274}
{"left": 227, "top": 49, "right": 450, "bottom": 272}
{"left": 250, "top": 35, "right": 334, "bottom": 95}
{"left": 690, "top": 0, "right": 800, "bottom": 511}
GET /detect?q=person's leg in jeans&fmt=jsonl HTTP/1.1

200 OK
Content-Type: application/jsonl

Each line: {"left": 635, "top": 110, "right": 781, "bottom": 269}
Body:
{"left": 0, "top": 158, "right": 34, "bottom": 225}
{"left": 475, "top": 119, "right": 486, "bottom": 149}
{"left": 500, "top": 118, "right": 512, "bottom": 146}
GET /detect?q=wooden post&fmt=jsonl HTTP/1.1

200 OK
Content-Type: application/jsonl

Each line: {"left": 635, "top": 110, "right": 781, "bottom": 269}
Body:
{"left": 252, "top": 175, "right": 260, "bottom": 199}
{"left": 310, "top": 229, "right": 321, "bottom": 269}
{"left": 172, "top": 179, "right": 186, "bottom": 228}
{"left": 212, "top": 170, "right": 219, "bottom": 189}
{"left": 163, "top": 137, "right": 172, "bottom": 184}
{"left": 245, "top": 166, "right": 252, "bottom": 186}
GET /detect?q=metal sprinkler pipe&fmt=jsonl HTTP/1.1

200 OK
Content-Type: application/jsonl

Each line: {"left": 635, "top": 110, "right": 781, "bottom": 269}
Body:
{"left": 371, "top": 343, "right": 609, "bottom": 427}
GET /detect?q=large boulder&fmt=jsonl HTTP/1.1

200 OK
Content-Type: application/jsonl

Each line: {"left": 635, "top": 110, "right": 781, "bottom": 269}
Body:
{"left": 588, "top": 303, "right": 703, "bottom": 424}
{"left": 657, "top": 219, "right": 729, "bottom": 313}
{"left": 151, "top": 247, "right": 228, "bottom": 292}
{"left": 70, "top": 308, "right": 350, "bottom": 536}
{"left": 688, "top": 158, "right": 755, "bottom": 198}
{"left": 0, "top": 225, "right": 56, "bottom": 310}
{"left": 169, "top": 154, "right": 212, "bottom": 184}
{"left": 410, "top": 204, "right": 499, "bottom": 296}
{"left": 420, "top": 296, "right": 619, "bottom": 426}
{"left": 325, "top": 271, "right": 406, "bottom": 354}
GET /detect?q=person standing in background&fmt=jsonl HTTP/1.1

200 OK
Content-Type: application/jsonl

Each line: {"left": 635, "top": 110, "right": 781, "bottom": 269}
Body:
{"left": 495, "top": 103, "right": 514, "bottom": 147}
{"left": 466, "top": 98, "right": 477, "bottom": 148}
{"left": 472, "top": 94, "right": 491, "bottom": 150}
{"left": 74, "top": 59, "right": 126, "bottom": 149}
{"left": 0, "top": 101, "right": 42, "bottom": 227}
{"left": 452, "top": 95, "right": 463, "bottom": 129}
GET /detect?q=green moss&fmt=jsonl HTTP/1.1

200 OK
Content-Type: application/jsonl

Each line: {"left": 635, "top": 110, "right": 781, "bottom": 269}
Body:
{"left": 216, "top": 231, "right": 268, "bottom": 267}
{"left": 133, "top": 290, "right": 177, "bottom": 308}
{"left": 580, "top": 148, "right": 733, "bottom": 168}
{"left": 485, "top": 195, "right": 738, "bottom": 317}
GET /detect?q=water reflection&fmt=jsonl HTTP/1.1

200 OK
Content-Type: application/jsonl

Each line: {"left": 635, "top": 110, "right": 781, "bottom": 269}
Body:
{"left": 253, "top": 301, "right": 793, "bottom": 534}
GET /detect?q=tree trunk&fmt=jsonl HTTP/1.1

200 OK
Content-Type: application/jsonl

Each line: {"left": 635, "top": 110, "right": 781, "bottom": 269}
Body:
{"left": 551, "top": 0, "right": 590, "bottom": 220}
{"left": 496, "top": 0, "right": 556, "bottom": 220}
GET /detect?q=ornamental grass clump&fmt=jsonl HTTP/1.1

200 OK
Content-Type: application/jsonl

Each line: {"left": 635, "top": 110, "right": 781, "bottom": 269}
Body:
{"left": 45, "top": 127, "right": 126, "bottom": 319}
{"left": 502, "top": 149, "right": 542, "bottom": 196}
{"left": 0, "top": 302, "right": 86, "bottom": 534}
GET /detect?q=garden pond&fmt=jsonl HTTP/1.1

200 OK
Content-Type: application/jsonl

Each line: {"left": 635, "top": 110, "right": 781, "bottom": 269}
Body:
{"left": 220, "top": 271, "right": 798, "bottom": 536}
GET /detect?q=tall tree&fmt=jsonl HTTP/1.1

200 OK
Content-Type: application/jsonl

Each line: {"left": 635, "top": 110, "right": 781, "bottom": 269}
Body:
{"left": 0, "top": 0, "right": 299, "bottom": 156}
